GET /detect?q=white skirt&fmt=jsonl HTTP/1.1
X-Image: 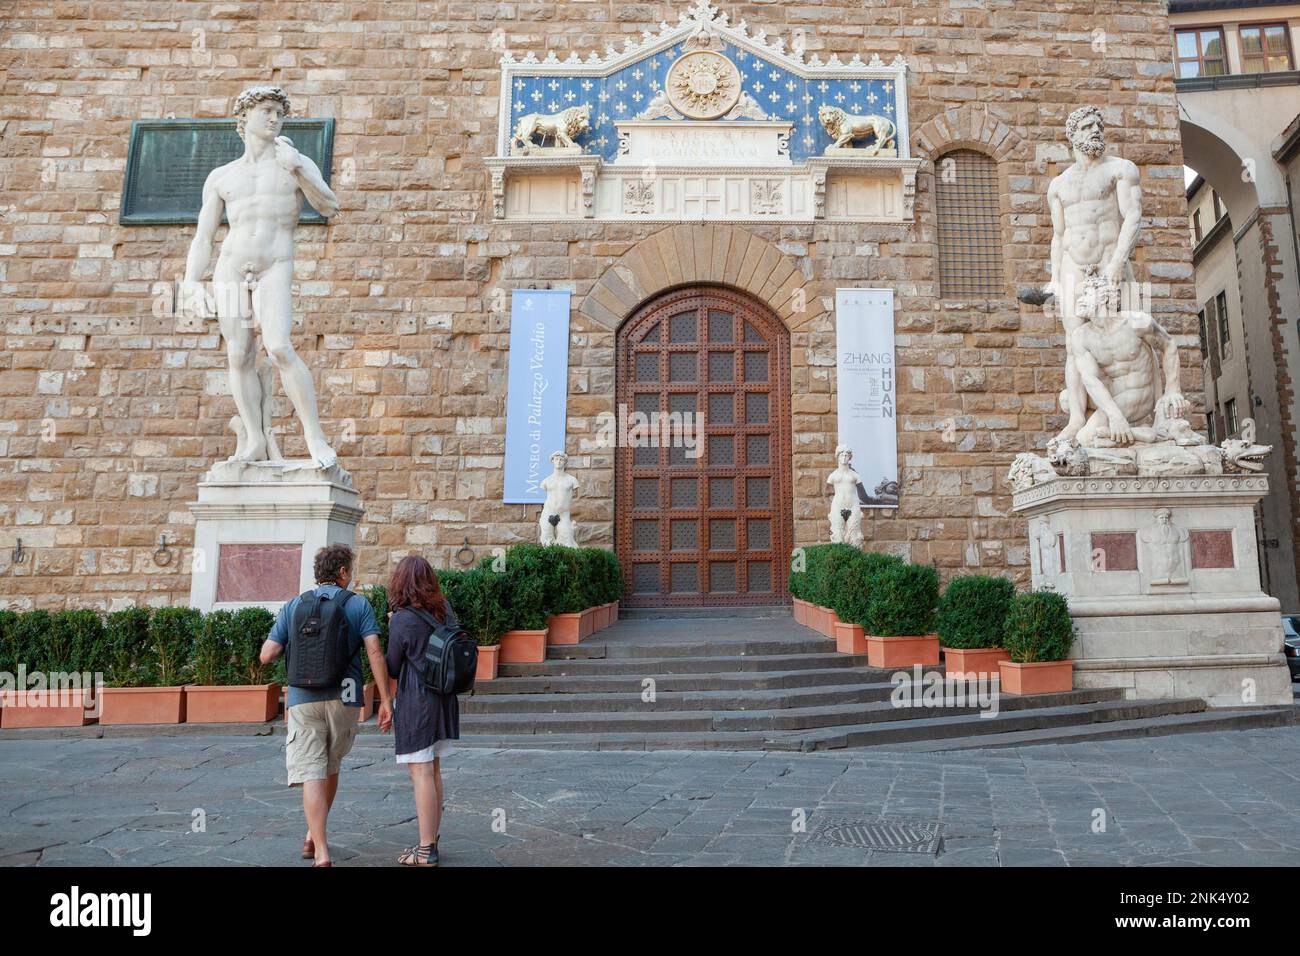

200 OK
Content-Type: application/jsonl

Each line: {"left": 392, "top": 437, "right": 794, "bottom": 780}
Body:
{"left": 396, "top": 739, "right": 456, "bottom": 764}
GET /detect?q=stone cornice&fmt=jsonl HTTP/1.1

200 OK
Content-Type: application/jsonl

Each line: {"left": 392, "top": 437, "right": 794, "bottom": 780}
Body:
{"left": 498, "top": 0, "right": 909, "bottom": 78}
{"left": 1012, "top": 473, "right": 1270, "bottom": 511}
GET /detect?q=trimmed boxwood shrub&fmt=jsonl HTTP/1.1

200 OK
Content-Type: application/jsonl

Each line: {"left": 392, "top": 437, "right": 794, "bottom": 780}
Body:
{"left": 865, "top": 563, "right": 939, "bottom": 637}
{"left": 364, "top": 584, "right": 390, "bottom": 644}
{"left": 936, "top": 575, "right": 1015, "bottom": 649}
{"left": 831, "top": 550, "right": 905, "bottom": 627}
{"left": 1003, "top": 591, "right": 1075, "bottom": 663}
{"left": 445, "top": 566, "right": 509, "bottom": 647}
{"left": 799, "top": 544, "right": 846, "bottom": 609}
{"left": 789, "top": 543, "right": 823, "bottom": 605}
{"left": 229, "top": 606, "right": 279, "bottom": 685}
{"left": 6, "top": 610, "right": 50, "bottom": 677}
{"left": 492, "top": 544, "right": 551, "bottom": 631}
{"left": 546, "top": 547, "right": 587, "bottom": 615}
{"left": 193, "top": 609, "right": 233, "bottom": 686}
{"left": 0, "top": 609, "right": 18, "bottom": 674}
{"left": 42, "top": 609, "right": 106, "bottom": 674}
{"left": 146, "top": 606, "right": 201, "bottom": 686}
{"left": 103, "top": 607, "right": 152, "bottom": 688}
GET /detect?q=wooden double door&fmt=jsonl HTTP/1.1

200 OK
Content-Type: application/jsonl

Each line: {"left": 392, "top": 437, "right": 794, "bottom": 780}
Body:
{"left": 615, "top": 286, "right": 793, "bottom": 607}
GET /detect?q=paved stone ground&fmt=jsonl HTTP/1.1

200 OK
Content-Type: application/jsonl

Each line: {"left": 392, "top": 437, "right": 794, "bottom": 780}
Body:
{"left": 2, "top": 727, "right": 1299, "bottom": 866}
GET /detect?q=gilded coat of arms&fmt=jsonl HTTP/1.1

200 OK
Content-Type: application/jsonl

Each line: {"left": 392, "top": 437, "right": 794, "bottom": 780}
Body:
{"left": 665, "top": 50, "right": 742, "bottom": 120}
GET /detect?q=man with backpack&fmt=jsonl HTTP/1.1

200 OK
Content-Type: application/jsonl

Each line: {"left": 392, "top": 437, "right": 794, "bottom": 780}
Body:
{"left": 259, "top": 544, "right": 392, "bottom": 867}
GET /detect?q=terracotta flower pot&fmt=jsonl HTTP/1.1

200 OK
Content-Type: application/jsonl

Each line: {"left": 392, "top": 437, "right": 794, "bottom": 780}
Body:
{"left": 866, "top": 634, "right": 941, "bottom": 669}
{"left": 476, "top": 644, "right": 499, "bottom": 681}
{"left": 0, "top": 689, "right": 96, "bottom": 728}
{"left": 943, "top": 647, "right": 1008, "bottom": 679}
{"left": 502, "top": 627, "right": 549, "bottom": 662}
{"left": 833, "top": 621, "right": 867, "bottom": 655}
{"left": 99, "top": 686, "right": 186, "bottom": 725}
{"left": 791, "top": 598, "right": 807, "bottom": 627}
{"left": 579, "top": 606, "right": 597, "bottom": 639}
{"left": 355, "top": 681, "right": 377, "bottom": 723}
{"left": 610, "top": 600, "right": 619, "bottom": 626}
{"left": 999, "top": 660, "right": 1073, "bottom": 695}
{"left": 600, "top": 602, "right": 616, "bottom": 630}
{"left": 184, "top": 684, "right": 281, "bottom": 723}
{"left": 546, "top": 613, "right": 583, "bottom": 646}
{"left": 821, "top": 607, "right": 841, "bottom": 639}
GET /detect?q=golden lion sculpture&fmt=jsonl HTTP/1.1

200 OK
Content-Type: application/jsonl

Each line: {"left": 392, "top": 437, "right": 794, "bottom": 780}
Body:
{"left": 818, "top": 105, "right": 897, "bottom": 155}
{"left": 510, "top": 103, "right": 592, "bottom": 155}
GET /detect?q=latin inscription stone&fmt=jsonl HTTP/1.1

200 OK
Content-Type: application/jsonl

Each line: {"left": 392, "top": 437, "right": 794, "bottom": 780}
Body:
{"left": 1091, "top": 531, "right": 1138, "bottom": 572}
{"left": 1190, "top": 529, "right": 1235, "bottom": 569}
{"left": 120, "top": 118, "right": 334, "bottom": 224}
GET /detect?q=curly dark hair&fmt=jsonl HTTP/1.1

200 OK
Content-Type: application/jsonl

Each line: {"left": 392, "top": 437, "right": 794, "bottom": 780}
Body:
{"left": 313, "top": 544, "right": 354, "bottom": 585}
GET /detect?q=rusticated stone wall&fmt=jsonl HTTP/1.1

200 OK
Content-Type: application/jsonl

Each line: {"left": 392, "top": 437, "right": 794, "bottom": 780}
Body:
{"left": 0, "top": 1, "right": 1200, "bottom": 609}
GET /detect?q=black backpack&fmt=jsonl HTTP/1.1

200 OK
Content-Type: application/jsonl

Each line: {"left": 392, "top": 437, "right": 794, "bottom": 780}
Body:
{"left": 410, "top": 607, "right": 478, "bottom": 696}
{"left": 286, "top": 589, "right": 357, "bottom": 689}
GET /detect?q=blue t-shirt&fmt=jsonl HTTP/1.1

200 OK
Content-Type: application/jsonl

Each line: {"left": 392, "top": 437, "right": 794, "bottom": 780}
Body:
{"left": 268, "top": 584, "right": 380, "bottom": 709}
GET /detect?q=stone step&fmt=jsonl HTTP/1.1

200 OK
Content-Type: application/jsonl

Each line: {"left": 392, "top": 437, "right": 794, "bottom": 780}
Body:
{"left": 618, "top": 606, "right": 792, "bottom": 620}
{"left": 496, "top": 651, "right": 869, "bottom": 677}
{"left": 470, "top": 666, "right": 900, "bottom": 695}
{"left": 462, "top": 682, "right": 1125, "bottom": 715}
{"left": 457, "top": 689, "right": 1143, "bottom": 736}
{"left": 451, "top": 697, "right": 1207, "bottom": 751}
{"left": 465, "top": 681, "right": 900, "bottom": 713}
{"left": 804, "top": 697, "right": 1208, "bottom": 749}
{"left": 872, "top": 705, "right": 1300, "bottom": 752}
{"left": 546, "top": 636, "right": 835, "bottom": 659}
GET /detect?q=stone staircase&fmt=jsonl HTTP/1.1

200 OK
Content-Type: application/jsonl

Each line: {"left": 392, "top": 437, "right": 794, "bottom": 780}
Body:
{"left": 457, "top": 613, "right": 1297, "bottom": 752}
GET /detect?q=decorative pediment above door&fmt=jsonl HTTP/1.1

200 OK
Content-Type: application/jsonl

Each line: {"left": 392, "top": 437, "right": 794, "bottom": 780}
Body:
{"left": 485, "top": 0, "right": 921, "bottom": 224}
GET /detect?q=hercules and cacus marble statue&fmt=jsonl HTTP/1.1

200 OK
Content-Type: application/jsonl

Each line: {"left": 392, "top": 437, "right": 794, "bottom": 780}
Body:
{"left": 1008, "top": 105, "right": 1272, "bottom": 491}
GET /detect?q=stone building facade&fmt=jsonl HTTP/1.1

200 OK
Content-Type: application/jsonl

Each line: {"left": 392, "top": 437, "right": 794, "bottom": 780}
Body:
{"left": 1172, "top": 0, "right": 1300, "bottom": 612}
{"left": 0, "top": 0, "right": 1204, "bottom": 610}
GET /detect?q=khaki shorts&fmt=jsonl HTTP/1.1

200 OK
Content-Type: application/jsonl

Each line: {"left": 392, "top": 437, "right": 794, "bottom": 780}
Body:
{"left": 286, "top": 699, "right": 358, "bottom": 786}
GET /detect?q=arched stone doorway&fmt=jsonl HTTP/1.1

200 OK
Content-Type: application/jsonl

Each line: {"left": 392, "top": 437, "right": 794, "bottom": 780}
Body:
{"left": 615, "top": 285, "right": 793, "bottom": 607}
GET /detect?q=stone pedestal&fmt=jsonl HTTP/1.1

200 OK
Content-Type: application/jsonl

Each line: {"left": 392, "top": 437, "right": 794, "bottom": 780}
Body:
{"left": 188, "top": 460, "right": 363, "bottom": 612}
{"left": 1013, "top": 473, "right": 1292, "bottom": 706}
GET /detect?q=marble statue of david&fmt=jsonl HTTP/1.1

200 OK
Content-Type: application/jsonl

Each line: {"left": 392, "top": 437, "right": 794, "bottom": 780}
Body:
{"left": 183, "top": 86, "right": 341, "bottom": 468}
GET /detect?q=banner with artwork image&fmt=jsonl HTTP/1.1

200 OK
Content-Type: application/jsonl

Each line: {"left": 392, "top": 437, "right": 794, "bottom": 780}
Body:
{"left": 835, "top": 288, "right": 899, "bottom": 509}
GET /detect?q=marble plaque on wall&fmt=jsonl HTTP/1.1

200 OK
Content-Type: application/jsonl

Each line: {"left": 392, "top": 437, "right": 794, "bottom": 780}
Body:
{"left": 1091, "top": 531, "right": 1138, "bottom": 572}
{"left": 1190, "top": 529, "right": 1235, "bottom": 569}
{"left": 215, "top": 543, "right": 303, "bottom": 603}
{"left": 120, "top": 118, "right": 334, "bottom": 224}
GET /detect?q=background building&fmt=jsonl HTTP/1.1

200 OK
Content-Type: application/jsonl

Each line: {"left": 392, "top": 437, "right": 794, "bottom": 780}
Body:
{"left": 0, "top": 1, "right": 1207, "bottom": 609}
{"left": 1172, "top": 0, "right": 1300, "bottom": 610}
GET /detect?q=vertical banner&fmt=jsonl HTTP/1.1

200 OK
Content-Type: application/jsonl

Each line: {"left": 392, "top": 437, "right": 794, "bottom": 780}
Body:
{"left": 503, "top": 289, "right": 571, "bottom": 503}
{"left": 835, "top": 288, "right": 899, "bottom": 508}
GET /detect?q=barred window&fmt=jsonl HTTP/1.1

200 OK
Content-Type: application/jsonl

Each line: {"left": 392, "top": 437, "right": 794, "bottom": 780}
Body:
{"left": 935, "top": 149, "right": 1005, "bottom": 299}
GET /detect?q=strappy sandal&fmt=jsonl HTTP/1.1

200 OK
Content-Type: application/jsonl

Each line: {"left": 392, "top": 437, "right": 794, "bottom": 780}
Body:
{"left": 398, "top": 842, "right": 438, "bottom": 867}
{"left": 312, "top": 860, "right": 332, "bottom": 867}
{"left": 302, "top": 836, "right": 314, "bottom": 860}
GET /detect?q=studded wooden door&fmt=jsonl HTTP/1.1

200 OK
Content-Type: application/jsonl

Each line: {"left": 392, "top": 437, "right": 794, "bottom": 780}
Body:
{"left": 616, "top": 286, "right": 793, "bottom": 607}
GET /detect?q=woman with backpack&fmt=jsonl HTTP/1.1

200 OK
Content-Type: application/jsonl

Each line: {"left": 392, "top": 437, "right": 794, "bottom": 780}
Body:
{"left": 385, "top": 555, "right": 462, "bottom": 866}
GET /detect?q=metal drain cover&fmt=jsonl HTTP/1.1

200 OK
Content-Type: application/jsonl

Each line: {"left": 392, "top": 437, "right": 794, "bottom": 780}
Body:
{"left": 812, "top": 819, "right": 943, "bottom": 854}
